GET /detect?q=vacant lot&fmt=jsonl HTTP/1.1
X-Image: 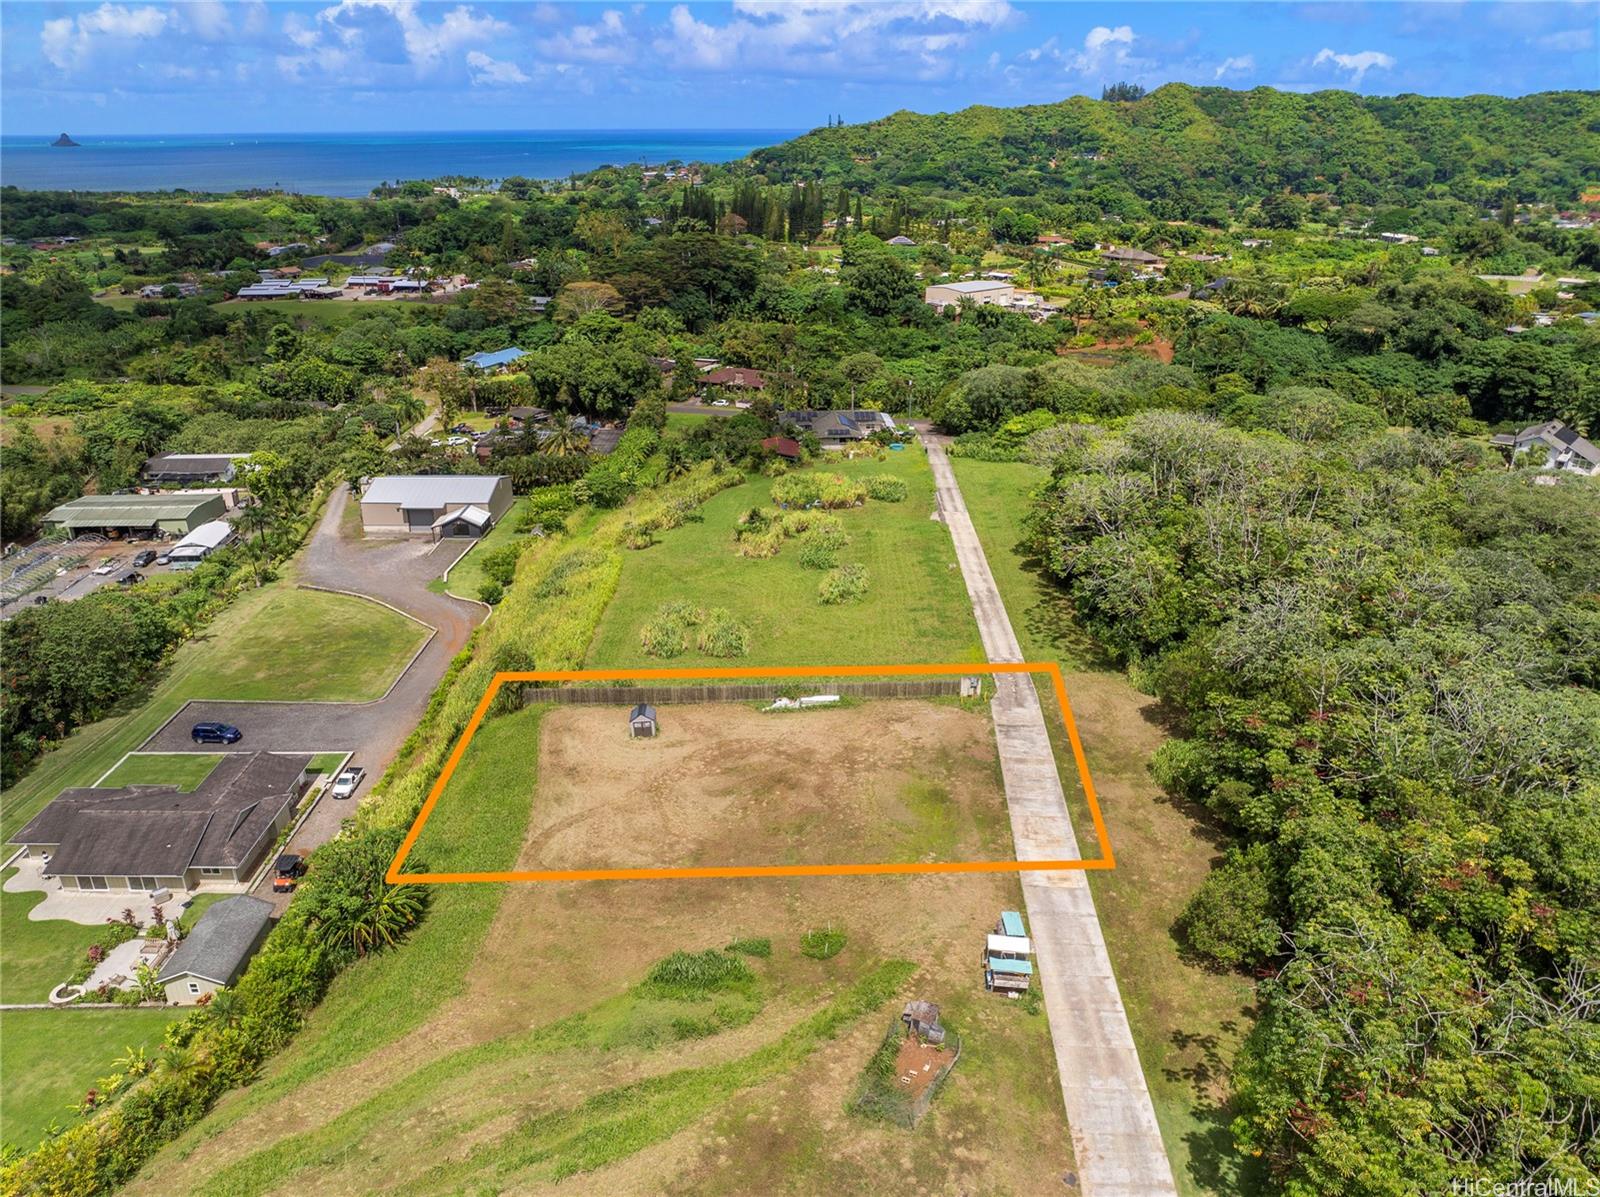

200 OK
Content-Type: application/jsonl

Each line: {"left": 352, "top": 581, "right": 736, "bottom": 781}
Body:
{"left": 515, "top": 702, "right": 1014, "bottom": 873}
{"left": 586, "top": 449, "right": 983, "bottom": 669}
{"left": 953, "top": 458, "right": 1259, "bottom": 1197}
{"left": 134, "top": 701, "right": 1072, "bottom": 1195}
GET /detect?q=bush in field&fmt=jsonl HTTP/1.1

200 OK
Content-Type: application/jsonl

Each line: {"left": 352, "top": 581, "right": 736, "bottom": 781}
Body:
{"left": 770, "top": 472, "right": 867, "bottom": 509}
{"left": 734, "top": 507, "right": 848, "bottom": 561}
{"left": 817, "top": 563, "right": 869, "bottom": 605}
{"left": 476, "top": 544, "right": 521, "bottom": 588}
{"left": 696, "top": 607, "right": 750, "bottom": 658}
{"left": 639, "top": 600, "right": 698, "bottom": 657}
{"left": 863, "top": 474, "right": 908, "bottom": 502}
{"left": 477, "top": 580, "right": 504, "bottom": 606}
{"left": 639, "top": 949, "right": 754, "bottom": 998}
{"left": 796, "top": 531, "right": 842, "bottom": 570}
{"left": 800, "top": 926, "right": 847, "bottom": 959}
{"left": 726, "top": 936, "right": 772, "bottom": 958}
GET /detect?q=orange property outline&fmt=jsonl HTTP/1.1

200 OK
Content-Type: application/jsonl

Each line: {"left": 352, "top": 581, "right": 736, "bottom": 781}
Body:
{"left": 386, "top": 662, "right": 1116, "bottom": 884}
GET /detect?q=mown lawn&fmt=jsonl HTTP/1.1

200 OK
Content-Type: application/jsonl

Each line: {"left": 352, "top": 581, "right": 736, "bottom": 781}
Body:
{"left": 97, "top": 752, "right": 222, "bottom": 791}
{"left": 0, "top": 1008, "right": 176, "bottom": 1152}
{"left": 586, "top": 448, "right": 982, "bottom": 670}
{"left": 952, "top": 457, "right": 1261, "bottom": 1197}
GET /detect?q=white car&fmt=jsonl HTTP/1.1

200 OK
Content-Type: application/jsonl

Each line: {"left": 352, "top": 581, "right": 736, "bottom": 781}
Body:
{"left": 330, "top": 767, "right": 365, "bottom": 799}
{"left": 446, "top": 435, "right": 471, "bottom": 447}
{"left": 709, "top": 398, "right": 730, "bottom": 407}
{"left": 92, "top": 559, "right": 120, "bottom": 575}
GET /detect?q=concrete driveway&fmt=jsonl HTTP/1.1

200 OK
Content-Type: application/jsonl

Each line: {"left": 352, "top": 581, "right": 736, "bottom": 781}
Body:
{"left": 137, "top": 485, "right": 486, "bottom": 895}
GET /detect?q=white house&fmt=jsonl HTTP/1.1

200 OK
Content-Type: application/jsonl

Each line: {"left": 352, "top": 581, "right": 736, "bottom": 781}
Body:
{"left": 924, "top": 279, "right": 1015, "bottom": 309}
{"left": 1491, "top": 420, "right": 1600, "bottom": 477}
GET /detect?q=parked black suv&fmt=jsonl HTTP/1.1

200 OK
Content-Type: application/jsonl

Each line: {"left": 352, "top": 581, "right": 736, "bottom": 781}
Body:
{"left": 191, "top": 722, "right": 242, "bottom": 744}
{"left": 131, "top": 550, "right": 158, "bottom": 568}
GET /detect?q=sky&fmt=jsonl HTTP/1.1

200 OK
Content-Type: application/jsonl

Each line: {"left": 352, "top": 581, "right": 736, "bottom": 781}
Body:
{"left": 1, "top": 0, "right": 1595, "bottom": 135}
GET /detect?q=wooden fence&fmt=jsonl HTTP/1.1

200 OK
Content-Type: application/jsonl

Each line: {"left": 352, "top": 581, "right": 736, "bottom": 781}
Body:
{"left": 518, "top": 677, "right": 968, "bottom": 708}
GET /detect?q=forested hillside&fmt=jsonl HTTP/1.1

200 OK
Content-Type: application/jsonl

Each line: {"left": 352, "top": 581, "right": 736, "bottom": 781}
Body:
{"left": 748, "top": 85, "right": 1600, "bottom": 220}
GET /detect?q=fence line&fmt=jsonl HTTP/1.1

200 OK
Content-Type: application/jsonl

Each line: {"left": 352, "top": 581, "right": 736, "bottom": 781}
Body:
{"left": 518, "top": 678, "right": 968, "bottom": 708}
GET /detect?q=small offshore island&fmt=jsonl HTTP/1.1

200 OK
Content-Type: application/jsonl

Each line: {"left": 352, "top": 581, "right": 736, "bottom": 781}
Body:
{"left": 50, "top": 133, "right": 79, "bottom": 147}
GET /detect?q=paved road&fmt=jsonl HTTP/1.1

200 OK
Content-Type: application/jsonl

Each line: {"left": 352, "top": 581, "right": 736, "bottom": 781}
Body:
{"left": 923, "top": 435, "right": 1178, "bottom": 1197}
{"left": 139, "top": 486, "right": 485, "bottom": 893}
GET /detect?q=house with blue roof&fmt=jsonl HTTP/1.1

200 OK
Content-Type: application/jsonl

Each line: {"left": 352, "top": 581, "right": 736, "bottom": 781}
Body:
{"left": 463, "top": 347, "right": 528, "bottom": 372}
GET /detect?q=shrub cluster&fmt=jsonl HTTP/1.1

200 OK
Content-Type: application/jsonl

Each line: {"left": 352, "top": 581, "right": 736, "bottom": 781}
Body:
{"left": 639, "top": 601, "right": 751, "bottom": 658}
{"left": 862, "top": 474, "right": 908, "bottom": 502}
{"left": 800, "top": 926, "right": 847, "bottom": 959}
{"left": 817, "top": 563, "right": 869, "bottom": 605}
{"left": 725, "top": 936, "right": 773, "bottom": 958}
{"left": 732, "top": 507, "right": 847, "bottom": 559}
{"left": 770, "top": 472, "right": 867, "bottom": 509}
{"left": 638, "top": 949, "right": 755, "bottom": 999}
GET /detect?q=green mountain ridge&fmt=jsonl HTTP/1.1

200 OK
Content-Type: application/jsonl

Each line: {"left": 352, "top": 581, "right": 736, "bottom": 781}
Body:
{"left": 743, "top": 83, "right": 1600, "bottom": 220}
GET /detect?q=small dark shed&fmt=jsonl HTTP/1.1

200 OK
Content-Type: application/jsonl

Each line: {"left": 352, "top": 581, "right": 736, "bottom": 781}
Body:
{"left": 629, "top": 703, "right": 659, "bottom": 739}
{"left": 902, "top": 999, "right": 946, "bottom": 1044}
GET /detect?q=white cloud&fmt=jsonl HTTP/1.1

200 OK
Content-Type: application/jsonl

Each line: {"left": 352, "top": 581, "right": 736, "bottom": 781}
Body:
{"left": 466, "top": 49, "right": 531, "bottom": 85}
{"left": 180, "top": 1, "right": 233, "bottom": 41}
{"left": 540, "top": 9, "right": 634, "bottom": 65}
{"left": 1214, "top": 54, "right": 1255, "bottom": 80}
{"left": 1016, "top": 24, "right": 1142, "bottom": 78}
{"left": 313, "top": 0, "right": 511, "bottom": 72}
{"left": 1312, "top": 47, "right": 1395, "bottom": 84}
{"left": 40, "top": 3, "right": 168, "bottom": 70}
{"left": 1530, "top": 27, "right": 1593, "bottom": 52}
{"left": 1069, "top": 24, "right": 1134, "bottom": 73}
{"left": 652, "top": 1, "right": 1014, "bottom": 78}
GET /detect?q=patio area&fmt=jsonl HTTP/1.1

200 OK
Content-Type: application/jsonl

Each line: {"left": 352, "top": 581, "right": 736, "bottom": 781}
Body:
{"left": 3, "top": 853, "right": 204, "bottom": 926}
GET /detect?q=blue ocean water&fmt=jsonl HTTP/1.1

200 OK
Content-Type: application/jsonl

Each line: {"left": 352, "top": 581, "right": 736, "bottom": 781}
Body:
{"left": 0, "top": 129, "right": 801, "bottom": 197}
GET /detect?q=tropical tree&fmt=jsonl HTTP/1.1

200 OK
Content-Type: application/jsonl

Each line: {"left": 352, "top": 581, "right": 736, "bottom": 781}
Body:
{"left": 541, "top": 412, "right": 590, "bottom": 457}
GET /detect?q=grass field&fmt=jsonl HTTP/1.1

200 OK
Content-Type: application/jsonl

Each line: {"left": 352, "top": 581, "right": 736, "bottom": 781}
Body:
{"left": 952, "top": 458, "right": 1261, "bottom": 1197}
{"left": 97, "top": 752, "right": 223, "bottom": 790}
{"left": 0, "top": 1008, "right": 176, "bottom": 1152}
{"left": 129, "top": 701, "right": 1072, "bottom": 1195}
{"left": 587, "top": 448, "right": 983, "bottom": 669}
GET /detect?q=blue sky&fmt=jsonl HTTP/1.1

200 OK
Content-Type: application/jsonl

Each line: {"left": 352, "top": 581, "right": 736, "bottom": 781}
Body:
{"left": 1, "top": 1, "right": 1595, "bottom": 134}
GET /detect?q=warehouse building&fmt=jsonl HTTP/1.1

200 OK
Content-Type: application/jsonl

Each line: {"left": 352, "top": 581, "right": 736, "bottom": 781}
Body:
{"left": 43, "top": 492, "right": 228, "bottom": 537}
{"left": 358, "top": 475, "right": 513, "bottom": 537}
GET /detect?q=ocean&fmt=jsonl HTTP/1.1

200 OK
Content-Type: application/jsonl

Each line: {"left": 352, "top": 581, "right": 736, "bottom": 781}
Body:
{"left": 0, "top": 129, "right": 802, "bottom": 197}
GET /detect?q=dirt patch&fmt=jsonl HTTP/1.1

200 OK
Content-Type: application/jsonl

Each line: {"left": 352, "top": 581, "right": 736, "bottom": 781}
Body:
{"left": 895, "top": 1032, "right": 951, "bottom": 1101}
{"left": 525, "top": 702, "right": 1010, "bottom": 872}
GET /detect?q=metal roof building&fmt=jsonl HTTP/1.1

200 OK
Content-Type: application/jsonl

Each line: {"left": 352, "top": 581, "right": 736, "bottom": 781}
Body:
{"left": 359, "top": 474, "right": 513, "bottom": 537}
{"left": 464, "top": 347, "right": 528, "bottom": 371}
{"left": 43, "top": 492, "right": 227, "bottom": 536}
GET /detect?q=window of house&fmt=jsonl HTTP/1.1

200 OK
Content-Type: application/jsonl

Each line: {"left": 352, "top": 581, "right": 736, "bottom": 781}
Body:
{"left": 199, "top": 867, "right": 223, "bottom": 877}
{"left": 188, "top": 982, "right": 200, "bottom": 995}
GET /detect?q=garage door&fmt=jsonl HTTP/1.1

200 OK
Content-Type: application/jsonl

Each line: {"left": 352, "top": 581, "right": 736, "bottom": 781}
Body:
{"left": 403, "top": 508, "right": 436, "bottom": 530}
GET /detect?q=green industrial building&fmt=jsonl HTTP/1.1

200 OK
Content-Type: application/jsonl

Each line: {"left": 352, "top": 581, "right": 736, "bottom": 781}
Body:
{"left": 43, "top": 492, "right": 228, "bottom": 537}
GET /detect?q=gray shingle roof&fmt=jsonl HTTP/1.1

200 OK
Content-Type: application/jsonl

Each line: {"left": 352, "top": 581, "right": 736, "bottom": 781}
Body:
{"left": 14, "top": 753, "right": 310, "bottom": 877}
{"left": 158, "top": 896, "right": 274, "bottom": 986}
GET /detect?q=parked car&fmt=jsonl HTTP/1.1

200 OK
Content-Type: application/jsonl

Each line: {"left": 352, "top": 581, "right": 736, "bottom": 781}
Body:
{"left": 92, "top": 559, "right": 121, "bottom": 575}
{"left": 191, "top": 721, "right": 242, "bottom": 744}
{"left": 331, "top": 766, "right": 365, "bottom": 799}
{"left": 31, "top": 595, "right": 50, "bottom": 605}
{"left": 272, "top": 853, "right": 306, "bottom": 893}
{"left": 131, "top": 550, "right": 158, "bottom": 568}
{"left": 117, "top": 571, "right": 146, "bottom": 586}
{"left": 445, "top": 435, "right": 471, "bottom": 447}
{"left": 450, "top": 423, "right": 472, "bottom": 434}
{"left": 709, "top": 398, "right": 730, "bottom": 407}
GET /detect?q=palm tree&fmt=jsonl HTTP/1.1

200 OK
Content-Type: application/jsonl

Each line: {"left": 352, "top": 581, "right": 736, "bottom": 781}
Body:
{"left": 541, "top": 413, "right": 590, "bottom": 458}
{"left": 318, "top": 883, "right": 428, "bottom": 958}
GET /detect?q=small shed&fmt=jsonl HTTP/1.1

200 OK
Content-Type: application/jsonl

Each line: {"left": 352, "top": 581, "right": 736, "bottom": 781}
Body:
{"left": 901, "top": 1000, "right": 946, "bottom": 1045}
{"left": 629, "top": 703, "right": 658, "bottom": 739}
{"left": 158, "top": 895, "right": 274, "bottom": 1004}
